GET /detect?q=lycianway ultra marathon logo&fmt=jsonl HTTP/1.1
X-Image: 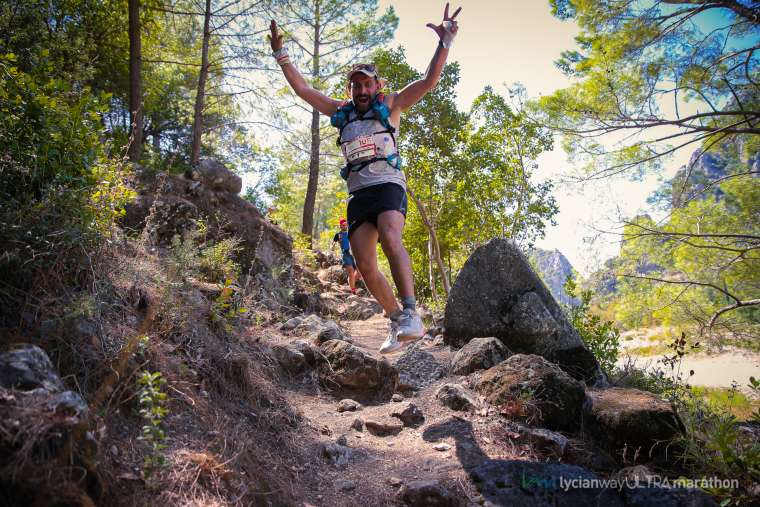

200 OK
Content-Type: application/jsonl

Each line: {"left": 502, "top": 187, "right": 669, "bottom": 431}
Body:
{"left": 521, "top": 471, "right": 738, "bottom": 492}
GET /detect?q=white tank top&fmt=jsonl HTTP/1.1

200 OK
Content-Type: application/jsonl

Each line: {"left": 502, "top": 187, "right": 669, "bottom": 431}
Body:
{"left": 339, "top": 107, "right": 407, "bottom": 194}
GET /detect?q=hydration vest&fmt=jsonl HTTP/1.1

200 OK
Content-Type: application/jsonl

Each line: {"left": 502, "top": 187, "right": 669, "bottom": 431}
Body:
{"left": 330, "top": 93, "right": 402, "bottom": 181}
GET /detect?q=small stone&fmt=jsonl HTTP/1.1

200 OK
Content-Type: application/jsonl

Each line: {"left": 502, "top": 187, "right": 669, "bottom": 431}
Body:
{"left": 388, "top": 476, "right": 403, "bottom": 487}
{"left": 365, "top": 419, "right": 403, "bottom": 437}
{"left": 433, "top": 443, "right": 451, "bottom": 451}
{"left": 351, "top": 418, "right": 364, "bottom": 431}
{"left": 337, "top": 399, "right": 361, "bottom": 412}
{"left": 110, "top": 445, "right": 119, "bottom": 457}
{"left": 391, "top": 403, "right": 425, "bottom": 427}
{"left": 392, "top": 393, "right": 404, "bottom": 402}
{"left": 320, "top": 441, "right": 352, "bottom": 468}
{"left": 336, "top": 479, "right": 356, "bottom": 491}
{"left": 336, "top": 434, "right": 348, "bottom": 446}
{"left": 387, "top": 442, "right": 395, "bottom": 447}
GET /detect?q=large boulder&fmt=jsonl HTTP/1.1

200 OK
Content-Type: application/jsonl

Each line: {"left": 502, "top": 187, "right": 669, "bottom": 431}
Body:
{"left": 397, "top": 480, "right": 464, "bottom": 506}
{"left": 444, "top": 239, "right": 604, "bottom": 384}
{"left": 435, "top": 383, "right": 480, "bottom": 412}
{"left": 318, "top": 340, "right": 398, "bottom": 401}
{"left": 583, "top": 387, "right": 685, "bottom": 459}
{"left": 470, "top": 460, "right": 624, "bottom": 507}
{"left": 0, "top": 345, "right": 66, "bottom": 392}
{"left": 192, "top": 157, "right": 242, "bottom": 193}
{"left": 127, "top": 166, "right": 292, "bottom": 290}
{"left": 450, "top": 337, "right": 510, "bottom": 375}
{"left": 0, "top": 345, "right": 98, "bottom": 505}
{"left": 470, "top": 459, "right": 717, "bottom": 507}
{"left": 474, "top": 354, "right": 586, "bottom": 431}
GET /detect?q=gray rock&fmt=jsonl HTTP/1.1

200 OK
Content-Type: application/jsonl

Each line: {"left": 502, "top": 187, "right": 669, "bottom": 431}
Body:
{"left": 391, "top": 403, "right": 425, "bottom": 428}
{"left": 192, "top": 157, "right": 242, "bottom": 193}
{"left": 450, "top": 337, "right": 510, "bottom": 375}
{"left": 279, "top": 317, "right": 303, "bottom": 331}
{"left": 394, "top": 342, "right": 448, "bottom": 391}
{"left": 295, "top": 314, "right": 327, "bottom": 334}
{"left": 512, "top": 424, "right": 568, "bottom": 458}
{"left": 583, "top": 387, "right": 685, "bottom": 459}
{"left": 337, "top": 399, "right": 361, "bottom": 412}
{"left": 133, "top": 171, "right": 292, "bottom": 297}
{"left": 0, "top": 345, "right": 65, "bottom": 392}
{"left": 435, "top": 384, "right": 480, "bottom": 412}
{"left": 392, "top": 393, "right": 404, "bottom": 402}
{"left": 433, "top": 443, "right": 451, "bottom": 451}
{"left": 365, "top": 418, "right": 403, "bottom": 437}
{"left": 474, "top": 354, "right": 586, "bottom": 431}
{"left": 289, "top": 340, "right": 317, "bottom": 366}
{"left": 351, "top": 418, "right": 364, "bottom": 431}
{"left": 318, "top": 340, "right": 398, "bottom": 401}
{"left": 318, "top": 265, "right": 347, "bottom": 284}
{"left": 336, "top": 479, "right": 356, "bottom": 491}
{"left": 622, "top": 485, "right": 718, "bottom": 507}
{"left": 271, "top": 344, "right": 306, "bottom": 373}
{"left": 320, "top": 441, "right": 353, "bottom": 468}
{"left": 470, "top": 460, "right": 624, "bottom": 506}
{"left": 315, "top": 321, "right": 347, "bottom": 344}
{"left": 443, "top": 239, "right": 604, "bottom": 384}
{"left": 398, "top": 480, "right": 463, "bottom": 506}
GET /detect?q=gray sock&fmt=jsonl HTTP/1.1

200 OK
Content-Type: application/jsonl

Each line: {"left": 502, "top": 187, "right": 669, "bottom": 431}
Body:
{"left": 401, "top": 296, "right": 416, "bottom": 312}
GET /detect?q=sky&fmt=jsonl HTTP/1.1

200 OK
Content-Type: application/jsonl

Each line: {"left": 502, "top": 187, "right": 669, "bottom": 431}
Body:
{"left": 375, "top": 0, "right": 696, "bottom": 275}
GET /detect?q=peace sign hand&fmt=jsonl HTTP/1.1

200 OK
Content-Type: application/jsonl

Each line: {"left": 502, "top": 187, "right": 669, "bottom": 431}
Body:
{"left": 268, "top": 20, "right": 283, "bottom": 52}
{"left": 426, "top": 2, "right": 461, "bottom": 42}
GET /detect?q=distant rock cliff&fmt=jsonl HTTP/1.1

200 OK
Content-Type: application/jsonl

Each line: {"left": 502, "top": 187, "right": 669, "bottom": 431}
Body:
{"left": 529, "top": 248, "right": 578, "bottom": 307}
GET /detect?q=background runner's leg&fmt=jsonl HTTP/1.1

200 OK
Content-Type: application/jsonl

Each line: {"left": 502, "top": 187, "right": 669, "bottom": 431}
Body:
{"left": 377, "top": 210, "right": 414, "bottom": 299}
{"left": 346, "top": 265, "right": 356, "bottom": 291}
{"left": 349, "top": 222, "right": 400, "bottom": 316}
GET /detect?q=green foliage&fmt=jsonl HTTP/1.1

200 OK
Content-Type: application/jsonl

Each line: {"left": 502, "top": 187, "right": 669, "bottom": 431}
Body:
{"left": 537, "top": 0, "right": 759, "bottom": 178}
{"left": 137, "top": 370, "right": 169, "bottom": 477}
{"left": 200, "top": 238, "right": 242, "bottom": 283}
{"left": 0, "top": 51, "right": 134, "bottom": 326}
{"left": 371, "top": 48, "right": 558, "bottom": 298}
{"left": 749, "top": 377, "right": 760, "bottom": 424}
{"left": 209, "top": 277, "right": 247, "bottom": 332}
{"left": 564, "top": 277, "right": 620, "bottom": 374}
{"left": 607, "top": 151, "right": 760, "bottom": 335}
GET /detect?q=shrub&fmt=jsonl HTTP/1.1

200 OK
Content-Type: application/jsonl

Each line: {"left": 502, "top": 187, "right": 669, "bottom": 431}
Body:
{"left": 0, "top": 52, "right": 133, "bottom": 327}
{"left": 564, "top": 277, "right": 621, "bottom": 374}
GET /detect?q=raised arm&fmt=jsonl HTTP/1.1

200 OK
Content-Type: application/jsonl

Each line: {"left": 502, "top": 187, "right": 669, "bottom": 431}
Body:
{"left": 391, "top": 3, "right": 461, "bottom": 112}
{"left": 269, "top": 20, "right": 342, "bottom": 117}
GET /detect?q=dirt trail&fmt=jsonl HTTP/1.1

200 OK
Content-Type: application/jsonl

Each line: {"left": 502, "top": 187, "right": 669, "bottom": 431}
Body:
{"left": 272, "top": 311, "right": 507, "bottom": 506}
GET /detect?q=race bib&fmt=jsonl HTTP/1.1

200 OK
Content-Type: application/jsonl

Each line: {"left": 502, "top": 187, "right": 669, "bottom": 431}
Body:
{"left": 344, "top": 135, "right": 377, "bottom": 164}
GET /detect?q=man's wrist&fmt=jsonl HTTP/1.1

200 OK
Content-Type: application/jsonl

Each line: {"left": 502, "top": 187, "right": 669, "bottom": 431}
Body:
{"left": 440, "top": 20, "right": 456, "bottom": 49}
{"left": 273, "top": 47, "right": 290, "bottom": 66}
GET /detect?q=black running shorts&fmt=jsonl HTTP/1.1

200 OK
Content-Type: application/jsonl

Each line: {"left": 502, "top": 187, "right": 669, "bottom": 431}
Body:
{"left": 346, "top": 182, "right": 408, "bottom": 237}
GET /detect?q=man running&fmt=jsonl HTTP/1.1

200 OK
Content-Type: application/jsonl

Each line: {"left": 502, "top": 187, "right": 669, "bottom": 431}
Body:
{"left": 269, "top": 3, "right": 461, "bottom": 353}
{"left": 332, "top": 218, "right": 359, "bottom": 295}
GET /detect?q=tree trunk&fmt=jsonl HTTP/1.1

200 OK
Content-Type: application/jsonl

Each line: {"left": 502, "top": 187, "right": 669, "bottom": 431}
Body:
{"left": 301, "top": 0, "right": 321, "bottom": 245}
{"left": 128, "top": 0, "right": 142, "bottom": 162}
{"left": 408, "top": 188, "right": 450, "bottom": 296}
{"left": 428, "top": 238, "right": 438, "bottom": 301}
{"left": 191, "top": 0, "right": 212, "bottom": 166}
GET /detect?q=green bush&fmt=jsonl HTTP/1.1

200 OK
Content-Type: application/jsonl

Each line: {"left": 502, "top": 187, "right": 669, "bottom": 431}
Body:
{"left": 564, "top": 277, "right": 621, "bottom": 374}
{"left": 0, "top": 52, "right": 133, "bottom": 326}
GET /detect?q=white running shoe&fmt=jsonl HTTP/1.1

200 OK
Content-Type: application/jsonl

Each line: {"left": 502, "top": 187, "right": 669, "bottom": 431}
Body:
{"left": 379, "top": 319, "right": 402, "bottom": 354}
{"left": 396, "top": 308, "right": 424, "bottom": 342}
